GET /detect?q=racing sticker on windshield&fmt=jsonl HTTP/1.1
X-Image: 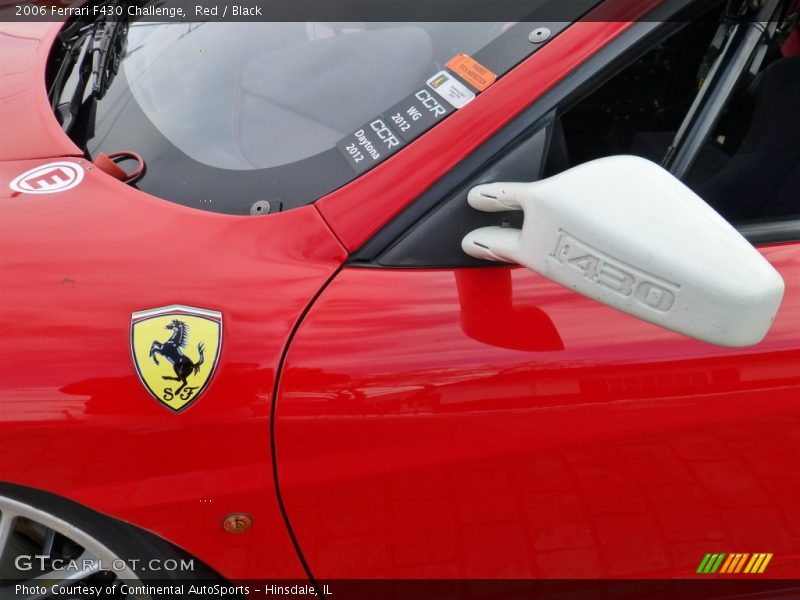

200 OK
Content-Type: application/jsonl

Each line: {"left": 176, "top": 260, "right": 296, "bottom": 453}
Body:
{"left": 336, "top": 117, "right": 405, "bottom": 175}
{"left": 427, "top": 70, "right": 476, "bottom": 109}
{"left": 336, "top": 88, "right": 458, "bottom": 174}
{"left": 384, "top": 89, "right": 455, "bottom": 143}
{"left": 445, "top": 54, "right": 497, "bottom": 92}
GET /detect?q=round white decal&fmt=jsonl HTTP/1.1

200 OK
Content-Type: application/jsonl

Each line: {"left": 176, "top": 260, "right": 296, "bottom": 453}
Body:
{"left": 9, "top": 161, "right": 84, "bottom": 194}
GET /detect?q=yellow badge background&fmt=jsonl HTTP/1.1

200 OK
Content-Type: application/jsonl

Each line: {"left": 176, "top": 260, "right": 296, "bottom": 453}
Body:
{"left": 131, "top": 309, "right": 221, "bottom": 412}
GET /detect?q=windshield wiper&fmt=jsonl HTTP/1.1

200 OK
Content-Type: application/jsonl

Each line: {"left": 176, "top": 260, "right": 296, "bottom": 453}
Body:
{"left": 50, "top": 1, "right": 128, "bottom": 145}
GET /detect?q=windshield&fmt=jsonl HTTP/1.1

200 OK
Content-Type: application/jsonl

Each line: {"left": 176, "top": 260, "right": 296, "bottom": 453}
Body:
{"left": 75, "top": 21, "right": 538, "bottom": 214}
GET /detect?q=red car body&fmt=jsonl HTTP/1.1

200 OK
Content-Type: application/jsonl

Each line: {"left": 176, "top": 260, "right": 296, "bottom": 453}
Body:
{"left": 1, "top": 3, "right": 799, "bottom": 583}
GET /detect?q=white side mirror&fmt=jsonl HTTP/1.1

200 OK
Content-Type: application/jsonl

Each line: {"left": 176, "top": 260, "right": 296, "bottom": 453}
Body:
{"left": 462, "top": 156, "right": 784, "bottom": 347}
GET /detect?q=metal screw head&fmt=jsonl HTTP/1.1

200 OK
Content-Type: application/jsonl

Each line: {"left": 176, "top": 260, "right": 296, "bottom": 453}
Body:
{"left": 250, "top": 200, "right": 271, "bottom": 215}
{"left": 222, "top": 513, "right": 253, "bottom": 534}
{"left": 529, "top": 27, "right": 552, "bottom": 43}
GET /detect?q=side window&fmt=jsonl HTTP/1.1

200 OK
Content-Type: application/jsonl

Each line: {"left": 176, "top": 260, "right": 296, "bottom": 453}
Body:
{"left": 558, "top": 6, "right": 800, "bottom": 226}
{"left": 685, "top": 52, "right": 800, "bottom": 224}
{"left": 556, "top": 17, "right": 721, "bottom": 173}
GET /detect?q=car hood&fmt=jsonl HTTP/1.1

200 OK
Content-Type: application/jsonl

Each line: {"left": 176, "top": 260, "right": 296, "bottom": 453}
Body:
{"left": 0, "top": 22, "right": 81, "bottom": 161}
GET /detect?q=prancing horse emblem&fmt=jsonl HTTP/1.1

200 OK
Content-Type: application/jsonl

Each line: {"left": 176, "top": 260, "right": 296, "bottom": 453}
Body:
{"left": 149, "top": 319, "right": 205, "bottom": 396}
{"left": 131, "top": 306, "right": 222, "bottom": 412}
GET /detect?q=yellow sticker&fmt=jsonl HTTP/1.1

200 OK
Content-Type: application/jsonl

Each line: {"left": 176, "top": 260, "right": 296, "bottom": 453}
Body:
{"left": 446, "top": 54, "right": 497, "bottom": 92}
{"left": 131, "top": 305, "right": 222, "bottom": 412}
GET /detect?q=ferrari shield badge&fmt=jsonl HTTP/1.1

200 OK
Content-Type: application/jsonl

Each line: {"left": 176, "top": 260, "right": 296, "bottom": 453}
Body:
{"left": 130, "top": 305, "right": 222, "bottom": 412}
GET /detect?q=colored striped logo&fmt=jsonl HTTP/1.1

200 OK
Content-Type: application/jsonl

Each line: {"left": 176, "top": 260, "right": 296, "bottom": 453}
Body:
{"left": 696, "top": 553, "right": 773, "bottom": 574}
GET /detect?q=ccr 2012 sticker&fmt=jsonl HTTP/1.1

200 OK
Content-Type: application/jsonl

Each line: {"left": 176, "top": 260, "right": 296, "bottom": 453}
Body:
{"left": 336, "top": 117, "right": 405, "bottom": 174}
{"left": 336, "top": 88, "right": 457, "bottom": 174}
{"left": 384, "top": 89, "right": 455, "bottom": 143}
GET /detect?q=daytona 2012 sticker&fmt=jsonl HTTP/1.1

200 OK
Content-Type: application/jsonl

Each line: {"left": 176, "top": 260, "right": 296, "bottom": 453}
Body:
{"left": 335, "top": 117, "right": 404, "bottom": 175}
{"left": 336, "top": 89, "right": 455, "bottom": 174}
{"left": 336, "top": 60, "right": 489, "bottom": 175}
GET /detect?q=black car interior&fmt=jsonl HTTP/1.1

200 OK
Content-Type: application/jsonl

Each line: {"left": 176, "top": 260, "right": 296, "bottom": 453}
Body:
{"left": 557, "top": 1, "right": 800, "bottom": 224}
{"left": 696, "top": 55, "right": 800, "bottom": 221}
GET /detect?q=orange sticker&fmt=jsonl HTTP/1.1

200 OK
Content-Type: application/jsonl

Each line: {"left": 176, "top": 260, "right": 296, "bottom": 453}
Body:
{"left": 445, "top": 54, "right": 497, "bottom": 92}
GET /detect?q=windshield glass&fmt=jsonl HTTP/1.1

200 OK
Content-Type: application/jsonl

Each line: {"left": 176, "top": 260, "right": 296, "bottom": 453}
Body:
{"left": 79, "top": 21, "right": 536, "bottom": 214}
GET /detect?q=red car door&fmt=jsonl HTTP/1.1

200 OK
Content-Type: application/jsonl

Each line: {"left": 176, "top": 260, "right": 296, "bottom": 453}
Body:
{"left": 273, "top": 16, "right": 800, "bottom": 581}
{"left": 275, "top": 251, "right": 800, "bottom": 579}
